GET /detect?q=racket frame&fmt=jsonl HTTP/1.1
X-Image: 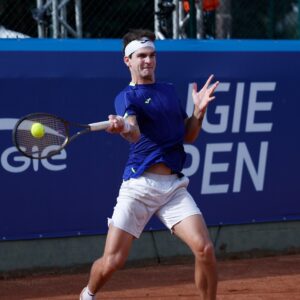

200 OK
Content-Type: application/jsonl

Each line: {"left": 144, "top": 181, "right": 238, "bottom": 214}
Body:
{"left": 12, "top": 112, "right": 110, "bottom": 159}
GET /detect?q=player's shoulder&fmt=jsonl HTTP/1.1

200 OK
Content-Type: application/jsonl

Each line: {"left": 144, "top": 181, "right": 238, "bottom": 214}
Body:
{"left": 115, "top": 85, "right": 138, "bottom": 105}
{"left": 156, "top": 82, "right": 174, "bottom": 87}
{"left": 156, "top": 82, "right": 175, "bottom": 90}
{"left": 115, "top": 84, "right": 131, "bottom": 96}
{"left": 155, "top": 82, "right": 176, "bottom": 94}
{"left": 115, "top": 84, "right": 132, "bottom": 98}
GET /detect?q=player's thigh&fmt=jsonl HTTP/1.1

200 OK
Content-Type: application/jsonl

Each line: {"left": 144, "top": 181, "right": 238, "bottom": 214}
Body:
{"left": 173, "top": 214, "right": 212, "bottom": 251}
{"left": 156, "top": 187, "right": 201, "bottom": 231}
{"left": 103, "top": 224, "right": 134, "bottom": 260}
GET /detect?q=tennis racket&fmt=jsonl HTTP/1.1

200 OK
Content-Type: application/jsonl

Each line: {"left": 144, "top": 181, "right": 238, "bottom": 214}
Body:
{"left": 12, "top": 112, "right": 111, "bottom": 159}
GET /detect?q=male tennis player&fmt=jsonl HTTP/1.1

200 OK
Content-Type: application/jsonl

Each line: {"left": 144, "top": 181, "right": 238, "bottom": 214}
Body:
{"left": 80, "top": 29, "right": 219, "bottom": 300}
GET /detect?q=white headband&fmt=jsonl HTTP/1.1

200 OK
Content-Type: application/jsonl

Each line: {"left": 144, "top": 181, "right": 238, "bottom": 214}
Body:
{"left": 124, "top": 38, "right": 155, "bottom": 57}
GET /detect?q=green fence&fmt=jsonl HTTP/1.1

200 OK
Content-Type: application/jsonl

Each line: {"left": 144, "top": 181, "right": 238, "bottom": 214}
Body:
{"left": 0, "top": 0, "right": 299, "bottom": 39}
{"left": 231, "top": 0, "right": 299, "bottom": 39}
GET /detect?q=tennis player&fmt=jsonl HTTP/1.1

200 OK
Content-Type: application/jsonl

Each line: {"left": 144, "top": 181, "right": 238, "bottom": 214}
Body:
{"left": 80, "top": 29, "right": 219, "bottom": 300}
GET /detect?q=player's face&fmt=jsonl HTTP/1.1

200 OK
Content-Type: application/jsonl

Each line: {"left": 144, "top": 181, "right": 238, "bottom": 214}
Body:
{"left": 125, "top": 47, "right": 156, "bottom": 84}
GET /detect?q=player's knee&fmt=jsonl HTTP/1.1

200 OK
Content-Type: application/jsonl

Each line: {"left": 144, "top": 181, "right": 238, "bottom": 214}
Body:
{"left": 104, "top": 254, "right": 126, "bottom": 273}
{"left": 194, "top": 241, "right": 216, "bottom": 265}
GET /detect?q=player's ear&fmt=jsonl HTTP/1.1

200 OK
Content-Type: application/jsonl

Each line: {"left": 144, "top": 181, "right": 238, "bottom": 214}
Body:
{"left": 124, "top": 56, "right": 131, "bottom": 67}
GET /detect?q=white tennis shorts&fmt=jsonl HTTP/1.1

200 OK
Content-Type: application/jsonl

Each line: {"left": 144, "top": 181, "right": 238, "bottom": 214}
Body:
{"left": 108, "top": 172, "right": 201, "bottom": 238}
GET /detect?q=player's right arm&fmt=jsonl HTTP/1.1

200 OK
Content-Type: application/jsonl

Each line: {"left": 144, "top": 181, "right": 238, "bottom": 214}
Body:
{"left": 106, "top": 114, "right": 140, "bottom": 143}
{"left": 111, "top": 90, "right": 141, "bottom": 142}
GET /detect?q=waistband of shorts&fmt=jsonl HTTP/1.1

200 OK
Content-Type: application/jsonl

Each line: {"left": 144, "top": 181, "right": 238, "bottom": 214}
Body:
{"left": 142, "top": 172, "right": 179, "bottom": 181}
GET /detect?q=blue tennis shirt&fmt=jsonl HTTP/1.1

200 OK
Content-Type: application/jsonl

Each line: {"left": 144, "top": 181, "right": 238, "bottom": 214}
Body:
{"left": 114, "top": 82, "right": 188, "bottom": 180}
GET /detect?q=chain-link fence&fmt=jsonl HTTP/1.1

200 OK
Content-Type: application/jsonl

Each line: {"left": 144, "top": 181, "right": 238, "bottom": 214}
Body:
{"left": 0, "top": 0, "right": 299, "bottom": 39}
{"left": 231, "top": 0, "right": 299, "bottom": 39}
{"left": 0, "top": 0, "right": 154, "bottom": 38}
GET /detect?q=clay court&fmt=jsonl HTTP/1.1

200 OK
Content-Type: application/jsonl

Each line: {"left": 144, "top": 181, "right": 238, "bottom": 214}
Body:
{"left": 1, "top": 254, "right": 300, "bottom": 300}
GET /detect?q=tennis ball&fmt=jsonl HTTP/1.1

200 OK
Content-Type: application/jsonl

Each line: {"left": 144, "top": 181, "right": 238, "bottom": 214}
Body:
{"left": 31, "top": 122, "right": 45, "bottom": 139}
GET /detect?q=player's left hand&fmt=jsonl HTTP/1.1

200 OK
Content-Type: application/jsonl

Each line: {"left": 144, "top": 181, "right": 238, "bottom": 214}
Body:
{"left": 192, "top": 74, "right": 219, "bottom": 119}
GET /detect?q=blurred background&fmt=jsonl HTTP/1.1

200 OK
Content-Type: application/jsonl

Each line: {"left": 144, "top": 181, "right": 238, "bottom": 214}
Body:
{"left": 0, "top": 0, "right": 299, "bottom": 39}
{"left": 1, "top": 0, "right": 300, "bottom": 277}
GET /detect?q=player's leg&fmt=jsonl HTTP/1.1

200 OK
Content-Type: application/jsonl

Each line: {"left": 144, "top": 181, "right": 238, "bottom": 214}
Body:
{"left": 81, "top": 173, "right": 171, "bottom": 299}
{"left": 173, "top": 215, "right": 217, "bottom": 300}
{"left": 82, "top": 225, "right": 134, "bottom": 298}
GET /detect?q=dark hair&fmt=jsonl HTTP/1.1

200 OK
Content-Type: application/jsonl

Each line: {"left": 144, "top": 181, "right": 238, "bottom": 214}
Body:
{"left": 122, "top": 29, "right": 156, "bottom": 54}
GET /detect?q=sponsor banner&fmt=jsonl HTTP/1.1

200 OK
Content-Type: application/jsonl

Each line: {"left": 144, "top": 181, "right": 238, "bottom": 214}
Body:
{"left": 0, "top": 40, "right": 299, "bottom": 240}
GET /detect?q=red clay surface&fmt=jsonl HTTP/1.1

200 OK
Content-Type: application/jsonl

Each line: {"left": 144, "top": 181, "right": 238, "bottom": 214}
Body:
{"left": 1, "top": 254, "right": 300, "bottom": 299}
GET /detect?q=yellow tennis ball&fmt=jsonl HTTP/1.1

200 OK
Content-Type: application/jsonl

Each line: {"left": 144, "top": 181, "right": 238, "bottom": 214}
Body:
{"left": 31, "top": 122, "right": 45, "bottom": 139}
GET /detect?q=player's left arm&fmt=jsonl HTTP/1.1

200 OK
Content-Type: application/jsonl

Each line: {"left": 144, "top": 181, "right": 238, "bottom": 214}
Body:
{"left": 106, "top": 114, "right": 140, "bottom": 143}
{"left": 184, "top": 74, "right": 219, "bottom": 143}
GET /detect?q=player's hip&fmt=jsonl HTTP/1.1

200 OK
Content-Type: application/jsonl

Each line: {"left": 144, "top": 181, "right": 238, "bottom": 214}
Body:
{"left": 118, "top": 172, "right": 189, "bottom": 207}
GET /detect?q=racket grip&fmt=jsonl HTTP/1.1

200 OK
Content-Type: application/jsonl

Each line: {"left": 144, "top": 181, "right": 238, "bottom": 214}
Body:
{"left": 89, "top": 120, "right": 111, "bottom": 131}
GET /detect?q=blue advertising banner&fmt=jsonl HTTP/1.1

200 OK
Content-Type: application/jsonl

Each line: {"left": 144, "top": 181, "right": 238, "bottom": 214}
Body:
{"left": 0, "top": 39, "right": 299, "bottom": 240}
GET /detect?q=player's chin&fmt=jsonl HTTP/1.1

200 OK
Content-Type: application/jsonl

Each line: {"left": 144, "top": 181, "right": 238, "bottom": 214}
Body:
{"left": 141, "top": 72, "right": 154, "bottom": 81}
{"left": 142, "top": 68, "right": 153, "bottom": 75}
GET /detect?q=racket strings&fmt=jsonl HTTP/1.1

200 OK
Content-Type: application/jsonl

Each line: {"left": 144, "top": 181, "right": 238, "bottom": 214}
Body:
{"left": 15, "top": 115, "right": 68, "bottom": 158}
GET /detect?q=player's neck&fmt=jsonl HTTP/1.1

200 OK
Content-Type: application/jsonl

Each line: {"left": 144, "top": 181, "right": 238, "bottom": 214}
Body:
{"left": 131, "top": 76, "right": 155, "bottom": 85}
